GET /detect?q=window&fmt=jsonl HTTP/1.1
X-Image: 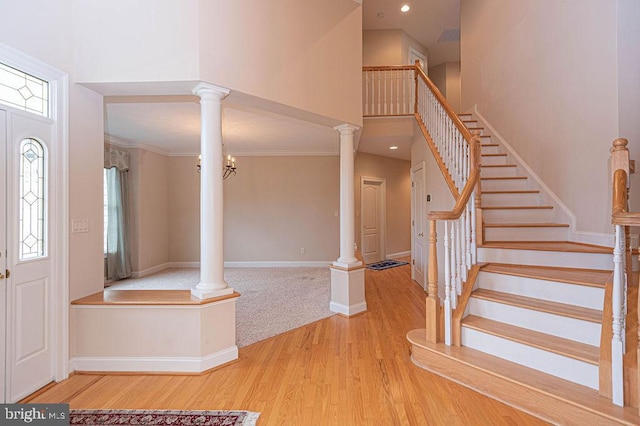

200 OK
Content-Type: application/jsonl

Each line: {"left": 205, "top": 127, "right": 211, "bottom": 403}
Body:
{"left": 0, "top": 62, "right": 49, "bottom": 117}
{"left": 19, "top": 138, "right": 46, "bottom": 260}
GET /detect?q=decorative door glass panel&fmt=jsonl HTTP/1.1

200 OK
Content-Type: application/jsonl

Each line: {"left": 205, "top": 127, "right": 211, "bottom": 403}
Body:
{"left": 19, "top": 138, "right": 46, "bottom": 260}
{"left": 0, "top": 62, "right": 49, "bottom": 117}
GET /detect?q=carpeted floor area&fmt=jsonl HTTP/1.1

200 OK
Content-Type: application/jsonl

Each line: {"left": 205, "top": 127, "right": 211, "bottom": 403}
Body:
{"left": 107, "top": 267, "right": 334, "bottom": 348}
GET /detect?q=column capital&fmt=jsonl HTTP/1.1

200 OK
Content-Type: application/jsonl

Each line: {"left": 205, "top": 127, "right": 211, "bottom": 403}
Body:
{"left": 333, "top": 123, "right": 360, "bottom": 135}
{"left": 192, "top": 82, "right": 230, "bottom": 100}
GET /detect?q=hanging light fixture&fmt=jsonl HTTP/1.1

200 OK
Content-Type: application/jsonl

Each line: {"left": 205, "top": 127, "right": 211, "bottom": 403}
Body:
{"left": 197, "top": 154, "right": 238, "bottom": 180}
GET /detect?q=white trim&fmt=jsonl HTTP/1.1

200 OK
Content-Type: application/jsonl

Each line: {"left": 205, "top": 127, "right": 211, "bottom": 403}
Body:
{"left": 0, "top": 44, "right": 70, "bottom": 382}
{"left": 410, "top": 161, "right": 427, "bottom": 289}
{"left": 168, "top": 261, "right": 200, "bottom": 268}
{"left": 131, "top": 263, "right": 173, "bottom": 279}
{"left": 360, "top": 176, "right": 386, "bottom": 263}
{"left": 571, "top": 230, "right": 614, "bottom": 248}
{"left": 70, "top": 346, "right": 238, "bottom": 373}
{"left": 408, "top": 47, "right": 427, "bottom": 68}
{"left": 329, "top": 301, "right": 367, "bottom": 317}
{"left": 387, "top": 251, "right": 411, "bottom": 259}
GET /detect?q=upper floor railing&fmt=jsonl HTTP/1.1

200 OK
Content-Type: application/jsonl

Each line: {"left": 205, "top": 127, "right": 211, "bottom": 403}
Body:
{"left": 363, "top": 62, "right": 481, "bottom": 345}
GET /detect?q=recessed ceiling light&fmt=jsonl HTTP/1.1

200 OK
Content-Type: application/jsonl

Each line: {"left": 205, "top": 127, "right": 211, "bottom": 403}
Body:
{"left": 400, "top": 4, "right": 410, "bottom": 13}
{"left": 390, "top": 146, "right": 399, "bottom": 150}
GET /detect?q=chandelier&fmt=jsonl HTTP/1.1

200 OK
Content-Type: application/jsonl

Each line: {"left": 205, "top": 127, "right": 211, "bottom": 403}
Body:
{"left": 197, "top": 154, "right": 237, "bottom": 180}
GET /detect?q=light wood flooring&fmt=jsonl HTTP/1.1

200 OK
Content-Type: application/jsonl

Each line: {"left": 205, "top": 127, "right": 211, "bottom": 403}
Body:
{"left": 26, "top": 263, "right": 546, "bottom": 425}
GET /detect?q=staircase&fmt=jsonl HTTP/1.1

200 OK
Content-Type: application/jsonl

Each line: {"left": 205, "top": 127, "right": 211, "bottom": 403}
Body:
{"left": 409, "top": 113, "right": 640, "bottom": 424}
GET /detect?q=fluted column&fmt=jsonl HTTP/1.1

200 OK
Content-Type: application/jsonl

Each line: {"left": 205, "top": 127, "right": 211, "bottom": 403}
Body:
{"left": 333, "top": 123, "right": 361, "bottom": 268}
{"left": 192, "top": 83, "right": 233, "bottom": 299}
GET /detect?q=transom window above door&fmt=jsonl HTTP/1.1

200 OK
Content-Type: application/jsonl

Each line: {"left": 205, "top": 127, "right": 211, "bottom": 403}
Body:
{"left": 0, "top": 62, "right": 49, "bottom": 117}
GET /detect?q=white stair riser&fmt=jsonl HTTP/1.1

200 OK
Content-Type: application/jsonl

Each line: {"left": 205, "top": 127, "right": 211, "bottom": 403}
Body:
{"left": 481, "top": 166, "right": 518, "bottom": 178}
{"left": 463, "top": 121, "right": 478, "bottom": 128}
{"left": 468, "top": 298, "right": 601, "bottom": 346}
{"left": 477, "top": 272, "right": 604, "bottom": 310}
{"left": 477, "top": 247, "right": 612, "bottom": 270}
{"left": 483, "top": 208, "right": 554, "bottom": 223}
{"left": 484, "top": 226, "right": 569, "bottom": 242}
{"left": 481, "top": 179, "right": 529, "bottom": 191}
{"left": 461, "top": 327, "right": 598, "bottom": 389}
{"left": 481, "top": 192, "right": 541, "bottom": 206}
{"left": 481, "top": 145, "right": 500, "bottom": 155}
{"left": 481, "top": 155, "right": 508, "bottom": 166}
{"left": 467, "top": 128, "right": 485, "bottom": 136}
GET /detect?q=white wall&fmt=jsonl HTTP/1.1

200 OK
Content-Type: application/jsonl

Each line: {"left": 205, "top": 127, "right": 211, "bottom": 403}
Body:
{"left": 363, "top": 30, "right": 428, "bottom": 67}
{"left": 461, "top": 0, "right": 619, "bottom": 235}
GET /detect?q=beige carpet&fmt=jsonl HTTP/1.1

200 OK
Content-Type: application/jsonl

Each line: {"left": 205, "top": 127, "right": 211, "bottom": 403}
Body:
{"left": 107, "top": 267, "right": 334, "bottom": 348}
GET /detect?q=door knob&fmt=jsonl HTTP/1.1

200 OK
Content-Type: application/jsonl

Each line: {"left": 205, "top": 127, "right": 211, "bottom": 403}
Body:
{"left": 0, "top": 272, "right": 4, "bottom": 279}
{"left": 418, "top": 232, "right": 424, "bottom": 237}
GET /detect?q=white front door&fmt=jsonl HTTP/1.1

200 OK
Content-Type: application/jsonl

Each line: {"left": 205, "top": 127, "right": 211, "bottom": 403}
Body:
{"left": 411, "top": 162, "right": 427, "bottom": 289}
{"left": 361, "top": 178, "right": 385, "bottom": 264}
{"left": 1, "top": 107, "right": 55, "bottom": 402}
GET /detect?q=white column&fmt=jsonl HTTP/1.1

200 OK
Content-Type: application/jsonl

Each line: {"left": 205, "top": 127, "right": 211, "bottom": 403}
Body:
{"left": 192, "top": 83, "right": 233, "bottom": 299}
{"left": 333, "top": 123, "right": 361, "bottom": 268}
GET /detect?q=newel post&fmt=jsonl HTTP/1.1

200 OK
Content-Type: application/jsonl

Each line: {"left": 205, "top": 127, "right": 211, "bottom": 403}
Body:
{"left": 426, "top": 219, "right": 442, "bottom": 343}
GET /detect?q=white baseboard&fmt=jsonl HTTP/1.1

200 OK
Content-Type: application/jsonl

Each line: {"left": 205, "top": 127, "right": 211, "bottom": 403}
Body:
{"left": 330, "top": 301, "right": 367, "bottom": 317}
{"left": 570, "top": 231, "right": 614, "bottom": 248}
{"left": 386, "top": 251, "right": 411, "bottom": 259}
{"left": 70, "top": 346, "right": 238, "bottom": 373}
{"left": 224, "top": 261, "right": 333, "bottom": 268}
{"left": 131, "top": 262, "right": 171, "bottom": 278}
{"left": 168, "top": 262, "right": 200, "bottom": 268}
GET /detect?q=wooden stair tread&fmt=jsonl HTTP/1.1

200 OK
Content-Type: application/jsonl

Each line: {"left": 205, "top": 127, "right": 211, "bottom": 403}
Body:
{"left": 482, "top": 190, "right": 540, "bottom": 194}
{"left": 471, "top": 288, "right": 602, "bottom": 323}
{"left": 481, "top": 153, "right": 507, "bottom": 157}
{"left": 480, "top": 164, "right": 517, "bottom": 168}
{"left": 462, "top": 315, "right": 599, "bottom": 365}
{"left": 482, "top": 205, "right": 553, "bottom": 210}
{"left": 479, "top": 135, "right": 491, "bottom": 138}
{"left": 484, "top": 222, "right": 569, "bottom": 228}
{"left": 481, "top": 176, "right": 527, "bottom": 180}
{"left": 467, "top": 127, "right": 484, "bottom": 131}
{"left": 479, "top": 241, "right": 612, "bottom": 254}
{"left": 407, "top": 330, "right": 640, "bottom": 425}
{"left": 481, "top": 263, "right": 610, "bottom": 288}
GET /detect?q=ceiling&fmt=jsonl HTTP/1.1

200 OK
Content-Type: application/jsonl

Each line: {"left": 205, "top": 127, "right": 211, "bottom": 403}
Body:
{"left": 103, "top": 1, "right": 461, "bottom": 162}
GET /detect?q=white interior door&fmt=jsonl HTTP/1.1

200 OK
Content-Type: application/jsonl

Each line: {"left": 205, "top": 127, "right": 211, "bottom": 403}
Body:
{"left": 361, "top": 178, "right": 385, "bottom": 264}
{"left": 0, "top": 110, "right": 7, "bottom": 403}
{"left": 411, "top": 163, "right": 427, "bottom": 289}
{"left": 4, "top": 108, "right": 55, "bottom": 402}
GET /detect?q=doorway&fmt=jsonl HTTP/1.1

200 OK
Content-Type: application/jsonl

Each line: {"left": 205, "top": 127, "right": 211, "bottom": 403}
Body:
{"left": 411, "top": 162, "right": 427, "bottom": 290}
{"left": 360, "top": 177, "right": 386, "bottom": 264}
{"left": 0, "top": 48, "right": 68, "bottom": 402}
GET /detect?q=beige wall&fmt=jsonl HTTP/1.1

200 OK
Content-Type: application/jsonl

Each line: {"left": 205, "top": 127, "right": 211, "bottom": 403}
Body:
{"left": 74, "top": 0, "right": 362, "bottom": 127}
{"left": 165, "top": 155, "right": 341, "bottom": 263}
{"left": 1, "top": 0, "right": 105, "bottom": 302}
{"left": 354, "top": 152, "right": 411, "bottom": 257}
{"left": 363, "top": 30, "right": 428, "bottom": 67}
{"left": 127, "top": 148, "right": 170, "bottom": 272}
{"left": 429, "top": 62, "right": 462, "bottom": 114}
{"left": 461, "top": 0, "right": 619, "bottom": 235}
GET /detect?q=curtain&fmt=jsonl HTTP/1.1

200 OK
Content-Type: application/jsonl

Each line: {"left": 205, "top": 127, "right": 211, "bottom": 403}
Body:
{"left": 105, "top": 146, "right": 132, "bottom": 280}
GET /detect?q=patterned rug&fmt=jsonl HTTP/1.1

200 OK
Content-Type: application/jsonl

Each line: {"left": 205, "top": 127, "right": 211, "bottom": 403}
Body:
{"left": 69, "top": 409, "right": 260, "bottom": 425}
{"left": 366, "top": 259, "right": 409, "bottom": 271}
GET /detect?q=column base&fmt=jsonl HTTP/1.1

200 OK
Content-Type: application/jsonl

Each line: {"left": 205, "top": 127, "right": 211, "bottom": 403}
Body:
{"left": 329, "top": 265, "right": 366, "bottom": 317}
{"left": 333, "top": 259, "right": 363, "bottom": 269}
{"left": 191, "top": 286, "right": 234, "bottom": 300}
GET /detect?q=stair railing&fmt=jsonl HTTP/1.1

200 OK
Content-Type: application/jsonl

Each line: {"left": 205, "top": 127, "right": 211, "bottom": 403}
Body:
{"left": 610, "top": 138, "right": 638, "bottom": 407}
{"left": 362, "top": 62, "right": 481, "bottom": 345}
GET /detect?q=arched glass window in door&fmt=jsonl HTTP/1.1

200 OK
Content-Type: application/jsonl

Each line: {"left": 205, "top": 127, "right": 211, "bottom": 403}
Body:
{"left": 19, "top": 138, "right": 47, "bottom": 260}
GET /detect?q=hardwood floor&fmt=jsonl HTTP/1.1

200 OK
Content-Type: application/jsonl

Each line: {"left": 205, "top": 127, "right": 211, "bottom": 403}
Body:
{"left": 27, "top": 263, "right": 546, "bottom": 425}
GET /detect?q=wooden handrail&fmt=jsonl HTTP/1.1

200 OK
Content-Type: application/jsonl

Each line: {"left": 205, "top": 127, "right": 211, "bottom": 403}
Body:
{"left": 414, "top": 64, "right": 474, "bottom": 143}
{"left": 362, "top": 65, "right": 416, "bottom": 71}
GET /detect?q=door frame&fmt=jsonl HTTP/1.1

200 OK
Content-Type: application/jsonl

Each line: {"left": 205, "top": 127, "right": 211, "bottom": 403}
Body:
{"left": 360, "top": 176, "right": 386, "bottom": 263}
{"left": 411, "top": 162, "right": 427, "bottom": 289}
{"left": 0, "top": 44, "right": 70, "bottom": 385}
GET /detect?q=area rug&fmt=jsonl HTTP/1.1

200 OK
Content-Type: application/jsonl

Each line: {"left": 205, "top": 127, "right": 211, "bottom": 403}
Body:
{"left": 69, "top": 409, "right": 260, "bottom": 425}
{"left": 366, "top": 259, "right": 409, "bottom": 271}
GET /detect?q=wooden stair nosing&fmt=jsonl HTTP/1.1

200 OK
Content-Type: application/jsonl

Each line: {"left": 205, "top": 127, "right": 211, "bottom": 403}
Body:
{"left": 481, "top": 205, "right": 554, "bottom": 210}
{"left": 483, "top": 222, "right": 569, "bottom": 228}
{"left": 471, "top": 288, "right": 602, "bottom": 323}
{"left": 481, "top": 176, "right": 527, "bottom": 181}
{"left": 480, "top": 164, "right": 517, "bottom": 168}
{"left": 481, "top": 153, "right": 507, "bottom": 157}
{"left": 407, "top": 330, "right": 640, "bottom": 426}
{"left": 479, "top": 262, "right": 610, "bottom": 288}
{"left": 478, "top": 241, "right": 612, "bottom": 254}
{"left": 461, "top": 315, "right": 599, "bottom": 365}
{"left": 482, "top": 190, "right": 540, "bottom": 194}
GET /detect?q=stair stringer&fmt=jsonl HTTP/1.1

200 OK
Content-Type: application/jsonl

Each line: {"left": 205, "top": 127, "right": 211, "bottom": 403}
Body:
{"left": 471, "top": 105, "right": 613, "bottom": 248}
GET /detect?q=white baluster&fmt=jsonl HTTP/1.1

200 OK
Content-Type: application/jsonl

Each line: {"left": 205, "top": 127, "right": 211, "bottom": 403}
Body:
{"left": 455, "top": 219, "right": 463, "bottom": 300}
{"left": 470, "top": 195, "right": 477, "bottom": 265}
{"left": 444, "top": 221, "right": 452, "bottom": 345}
{"left": 450, "top": 222, "right": 458, "bottom": 308}
{"left": 612, "top": 224, "right": 625, "bottom": 406}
